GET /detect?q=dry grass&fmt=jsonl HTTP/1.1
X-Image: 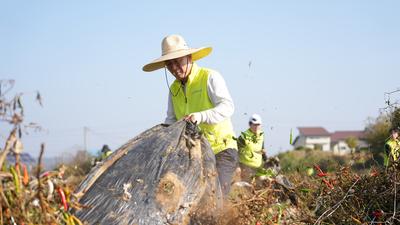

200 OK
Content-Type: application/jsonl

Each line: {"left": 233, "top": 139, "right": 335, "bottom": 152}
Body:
{"left": 0, "top": 80, "right": 83, "bottom": 225}
{"left": 226, "top": 163, "right": 400, "bottom": 225}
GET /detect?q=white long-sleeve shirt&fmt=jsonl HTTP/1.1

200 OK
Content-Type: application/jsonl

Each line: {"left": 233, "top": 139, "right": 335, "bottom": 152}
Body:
{"left": 164, "top": 68, "right": 234, "bottom": 125}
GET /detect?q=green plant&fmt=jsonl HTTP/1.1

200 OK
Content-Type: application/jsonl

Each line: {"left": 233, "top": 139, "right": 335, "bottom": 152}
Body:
{"left": 0, "top": 80, "right": 83, "bottom": 224}
{"left": 345, "top": 136, "right": 358, "bottom": 153}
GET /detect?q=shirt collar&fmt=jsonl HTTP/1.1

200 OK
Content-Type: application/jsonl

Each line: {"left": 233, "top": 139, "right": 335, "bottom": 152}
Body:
{"left": 186, "top": 63, "right": 199, "bottom": 84}
{"left": 247, "top": 128, "right": 263, "bottom": 136}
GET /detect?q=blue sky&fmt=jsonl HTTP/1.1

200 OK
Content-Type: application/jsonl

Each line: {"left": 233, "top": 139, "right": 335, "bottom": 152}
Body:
{"left": 1, "top": 1, "right": 399, "bottom": 157}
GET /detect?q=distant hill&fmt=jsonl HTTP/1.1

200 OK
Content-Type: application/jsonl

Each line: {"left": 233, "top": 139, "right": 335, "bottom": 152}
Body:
{"left": 5, "top": 153, "right": 78, "bottom": 171}
{"left": 6, "top": 153, "right": 36, "bottom": 169}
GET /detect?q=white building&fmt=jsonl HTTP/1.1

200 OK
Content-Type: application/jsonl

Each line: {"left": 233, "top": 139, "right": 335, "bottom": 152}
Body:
{"left": 292, "top": 127, "right": 331, "bottom": 151}
{"left": 292, "top": 127, "right": 367, "bottom": 154}
{"left": 331, "top": 131, "right": 367, "bottom": 155}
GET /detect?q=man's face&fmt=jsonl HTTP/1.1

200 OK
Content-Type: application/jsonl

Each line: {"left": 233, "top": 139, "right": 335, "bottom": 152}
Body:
{"left": 166, "top": 55, "right": 192, "bottom": 81}
{"left": 250, "top": 123, "right": 261, "bottom": 134}
{"left": 392, "top": 131, "right": 399, "bottom": 139}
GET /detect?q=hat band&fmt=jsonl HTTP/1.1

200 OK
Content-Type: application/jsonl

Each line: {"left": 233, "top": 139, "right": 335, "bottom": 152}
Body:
{"left": 162, "top": 47, "right": 190, "bottom": 56}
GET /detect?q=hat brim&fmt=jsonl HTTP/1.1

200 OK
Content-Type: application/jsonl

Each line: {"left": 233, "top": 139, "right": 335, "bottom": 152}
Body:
{"left": 142, "top": 47, "right": 212, "bottom": 72}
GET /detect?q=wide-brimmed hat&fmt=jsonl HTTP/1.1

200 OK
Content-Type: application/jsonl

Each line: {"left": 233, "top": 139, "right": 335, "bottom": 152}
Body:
{"left": 142, "top": 34, "right": 212, "bottom": 72}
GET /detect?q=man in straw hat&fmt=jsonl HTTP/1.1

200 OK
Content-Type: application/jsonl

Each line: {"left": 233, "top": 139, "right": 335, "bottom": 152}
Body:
{"left": 143, "top": 34, "right": 238, "bottom": 196}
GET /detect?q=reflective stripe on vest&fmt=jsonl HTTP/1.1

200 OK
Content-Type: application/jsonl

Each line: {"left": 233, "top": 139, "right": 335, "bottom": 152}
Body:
{"left": 170, "top": 64, "right": 237, "bottom": 154}
{"left": 386, "top": 138, "right": 400, "bottom": 161}
{"left": 238, "top": 129, "right": 264, "bottom": 168}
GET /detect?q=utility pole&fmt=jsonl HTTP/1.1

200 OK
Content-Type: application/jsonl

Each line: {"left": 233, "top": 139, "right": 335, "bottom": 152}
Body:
{"left": 83, "top": 126, "right": 88, "bottom": 151}
{"left": 384, "top": 88, "right": 400, "bottom": 107}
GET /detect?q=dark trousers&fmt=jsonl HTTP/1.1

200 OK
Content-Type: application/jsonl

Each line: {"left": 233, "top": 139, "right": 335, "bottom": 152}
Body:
{"left": 215, "top": 148, "right": 238, "bottom": 196}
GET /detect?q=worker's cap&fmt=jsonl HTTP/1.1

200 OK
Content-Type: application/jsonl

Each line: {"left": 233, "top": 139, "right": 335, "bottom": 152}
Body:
{"left": 249, "top": 114, "right": 262, "bottom": 125}
{"left": 101, "top": 144, "right": 111, "bottom": 152}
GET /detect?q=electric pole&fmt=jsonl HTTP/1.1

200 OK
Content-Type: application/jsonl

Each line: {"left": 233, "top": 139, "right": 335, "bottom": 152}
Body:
{"left": 83, "top": 126, "right": 88, "bottom": 151}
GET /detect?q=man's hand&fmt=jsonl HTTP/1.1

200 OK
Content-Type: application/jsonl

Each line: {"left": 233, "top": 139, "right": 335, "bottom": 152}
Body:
{"left": 262, "top": 150, "right": 267, "bottom": 162}
{"left": 184, "top": 112, "right": 201, "bottom": 124}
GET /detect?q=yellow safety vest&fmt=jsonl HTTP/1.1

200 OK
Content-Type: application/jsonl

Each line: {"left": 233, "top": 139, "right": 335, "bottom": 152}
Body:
{"left": 385, "top": 138, "right": 400, "bottom": 162}
{"left": 238, "top": 129, "right": 264, "bottom": 168}
{"left": 170, "top": 64, "right": 237, "bottom": 154}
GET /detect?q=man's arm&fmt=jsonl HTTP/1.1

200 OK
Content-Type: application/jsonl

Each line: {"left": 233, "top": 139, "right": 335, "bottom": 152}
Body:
{"left": 237, "top": 135, "right": 246, "bottom": 151}
{"left": 195, "top": 70, "right": 234, "bottom": 124}
{"left": 164, "top": 92, "right": 177, "bottom": 125}
{"left": 262, "top": 141, "right": 267, "bottom": 161}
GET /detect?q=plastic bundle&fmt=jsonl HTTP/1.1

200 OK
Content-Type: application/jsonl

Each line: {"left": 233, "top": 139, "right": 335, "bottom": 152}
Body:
{"left": 74, "top": 121, "right": 222, "bottom": 225}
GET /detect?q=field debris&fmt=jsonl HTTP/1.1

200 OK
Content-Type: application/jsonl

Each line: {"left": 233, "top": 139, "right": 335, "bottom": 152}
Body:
{"left": 227, "top": 163, "right": 400, "bottom": 225}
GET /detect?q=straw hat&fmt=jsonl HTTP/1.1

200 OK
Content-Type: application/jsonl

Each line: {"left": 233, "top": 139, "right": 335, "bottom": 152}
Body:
{"left": 142, "top": 34, "right": 212, "bottom": 72}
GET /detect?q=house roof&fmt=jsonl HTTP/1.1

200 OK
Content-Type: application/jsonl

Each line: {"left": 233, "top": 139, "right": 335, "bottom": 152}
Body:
{"left": 331, "top": 131, "right": 366, "bottom": 143}
{"left": 297, "top": 127, "right": 330, "bottom": 136}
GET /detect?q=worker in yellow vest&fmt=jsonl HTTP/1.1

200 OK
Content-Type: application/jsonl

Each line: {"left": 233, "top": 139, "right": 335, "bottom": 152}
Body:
{"left": 100, "top": 144, "right": 112, "bottom": 159}
{"left": 384, "top": 127, "right": 400, "bottom": 167}
{"left": 93, "top": 144, "right": 113, "bottom": 165}
{"left": 142, "top": 34, "right": 238, "bottom": 196}
{"left": 237, "top": 114, "right": 267, "bottom": 181}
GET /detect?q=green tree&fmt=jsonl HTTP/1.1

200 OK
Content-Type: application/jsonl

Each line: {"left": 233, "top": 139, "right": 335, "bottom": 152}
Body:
{"left": 314, "top": 144, "right": 323, "bottom": 151}
{"left": 345, "top": 136, "right": 358, "bottom": 153}
{"left": 391, "top": 107, "right": 400, "bottom": 129}
{"left": 365, "top": 115, "right": 391, "bottom": 151}
{"left": 364, "top": 114, "right": 390, "bottom": 165}
{"left": 59, "top": 149, "right": 94, "bottom": 188}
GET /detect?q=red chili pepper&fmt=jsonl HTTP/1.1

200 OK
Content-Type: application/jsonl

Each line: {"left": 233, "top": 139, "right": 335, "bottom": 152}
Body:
{"left": 40, "top": 171, "right": 50, "bottom": 178}
{"left": 317, "top": 172, "right": 327, "bottom": 177}
{"left": 370, "top": 168, "right": 379, "bottom": 177}
{"left": 314, "top": 165, "right": 327, "bottom": 177}
{"left": 57, "top": 187, "right": 68, "bottom": 210}
{"left": 372, "top": 210, "right": 384, "bottom": 218}
{"left": 22, "top": 164, "right": 29, "bottom": 186}
{"left": 322, "top": 178, "right": 334, "bottom": 189}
